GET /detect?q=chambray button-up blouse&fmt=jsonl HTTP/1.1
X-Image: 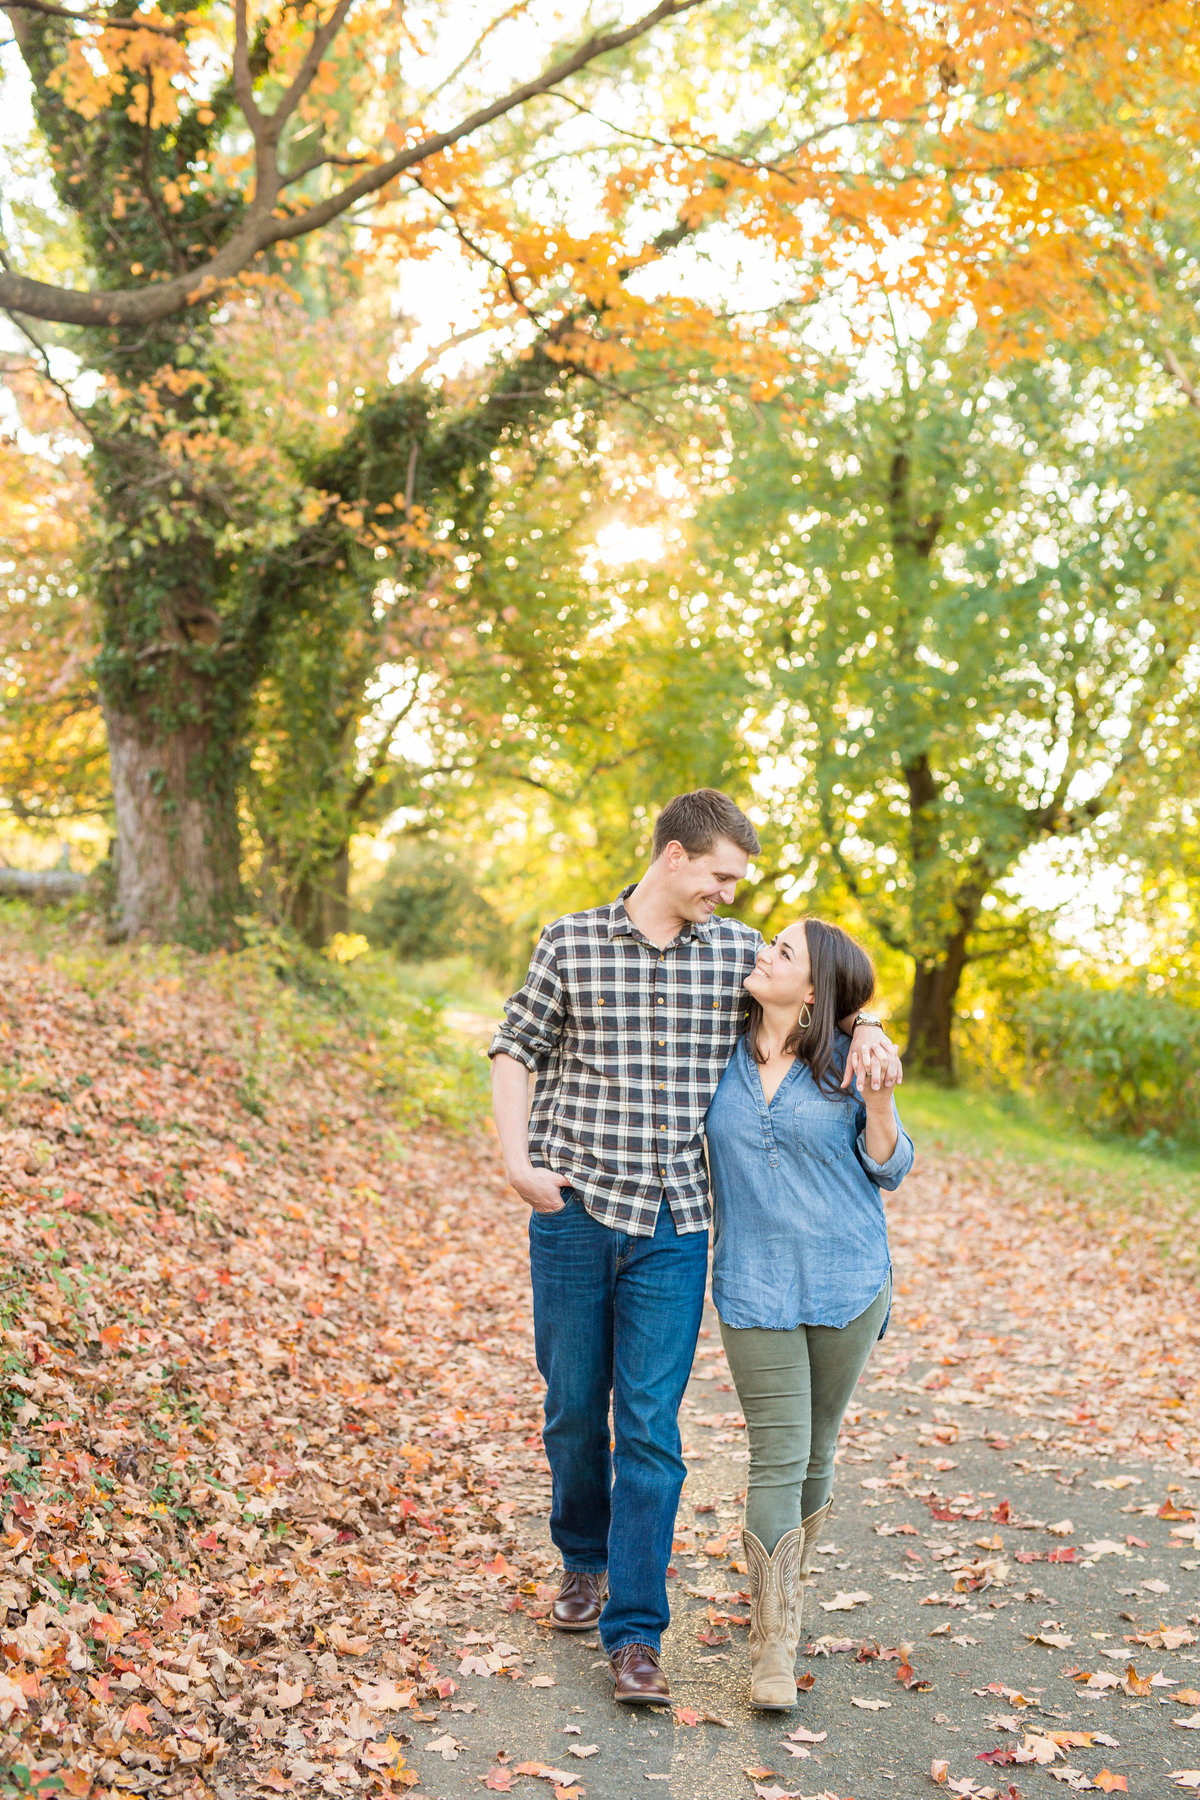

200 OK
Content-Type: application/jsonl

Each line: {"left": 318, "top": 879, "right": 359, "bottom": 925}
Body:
{"left": 707, "top": 1032, "right": 914, "bottom": 1332}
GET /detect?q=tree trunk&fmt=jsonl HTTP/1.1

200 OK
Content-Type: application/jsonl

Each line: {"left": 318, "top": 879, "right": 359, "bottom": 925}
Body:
{"left": 904, "top": 921, "right": 973, "bottom": 1082}
{"left": 104, "top": 702, "right": 242, "bottom": 944}
{"left": 905, "top": 964, "right": 958, "bottom": 1082}
{"left": 287, "top": 844, "right": 351, "bottom": 949}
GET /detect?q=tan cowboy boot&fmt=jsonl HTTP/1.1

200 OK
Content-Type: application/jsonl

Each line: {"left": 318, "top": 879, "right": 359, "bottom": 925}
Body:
{"left": 743, "top": 1525, "right": 804, "bottom": 1709}
{"left": 794, "top": 1498, "right": 833, "bottom": 1641}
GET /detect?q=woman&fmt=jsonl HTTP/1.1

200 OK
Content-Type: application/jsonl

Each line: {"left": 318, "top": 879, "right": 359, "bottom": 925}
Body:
{"left": 706, "top": 917, "right": 913, "bottom": 1709}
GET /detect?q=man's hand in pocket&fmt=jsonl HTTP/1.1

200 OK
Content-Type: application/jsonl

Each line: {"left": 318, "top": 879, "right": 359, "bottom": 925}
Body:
{"left": 509, "top": 1166, "right": 571, "bottom": 1214}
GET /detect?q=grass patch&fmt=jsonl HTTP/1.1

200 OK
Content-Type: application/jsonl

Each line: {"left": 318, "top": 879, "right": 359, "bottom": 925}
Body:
{"left": 901, "top": 1078, "right": 1200, "bottom": 1229}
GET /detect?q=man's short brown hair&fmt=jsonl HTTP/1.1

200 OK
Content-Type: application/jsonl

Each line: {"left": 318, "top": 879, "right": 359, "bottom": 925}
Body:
{"left": 651, "top": 789, "right": 760, "bottom": 861}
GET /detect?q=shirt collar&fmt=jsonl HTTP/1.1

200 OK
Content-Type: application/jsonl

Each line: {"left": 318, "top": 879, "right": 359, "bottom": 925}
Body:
{"left": 607, "top": 884, "right": 713, "bottom": 946}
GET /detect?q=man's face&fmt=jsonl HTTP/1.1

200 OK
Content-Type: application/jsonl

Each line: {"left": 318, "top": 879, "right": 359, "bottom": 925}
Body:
{"left": 663, "top": 836, "right": 750, "bottom": 923}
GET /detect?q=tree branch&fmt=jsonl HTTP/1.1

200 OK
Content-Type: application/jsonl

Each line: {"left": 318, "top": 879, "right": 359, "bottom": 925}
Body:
{"left": 0, "top": 0, "right": 185, "bottom": 35}
{"left": 1157, "top": 342, "right": 1200, "bottom": 415}
{"left": 0, "top": 0, "right": 710, "bottom": 328}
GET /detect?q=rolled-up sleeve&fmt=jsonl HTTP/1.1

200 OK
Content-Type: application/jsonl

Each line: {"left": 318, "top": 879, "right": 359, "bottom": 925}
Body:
{"left": 853, "top": 1099, "right": 914, "bottom": 1191}
{"left": 488, "top": 930, "right": 565, "bottom": 1070}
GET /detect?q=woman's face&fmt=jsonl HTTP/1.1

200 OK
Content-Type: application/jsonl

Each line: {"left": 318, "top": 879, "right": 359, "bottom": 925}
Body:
{"left": 744, "top": 921, "right": 816, "bottom": 1016}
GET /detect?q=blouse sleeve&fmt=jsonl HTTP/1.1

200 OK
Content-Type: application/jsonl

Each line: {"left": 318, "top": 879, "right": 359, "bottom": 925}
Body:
{"left": 852, "top": 1092, "right": 915, "bottom": 1191}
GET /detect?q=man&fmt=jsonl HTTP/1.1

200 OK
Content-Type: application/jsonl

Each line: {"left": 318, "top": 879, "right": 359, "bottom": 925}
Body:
{"left": 490, "top": 789, "right": 897, "bottom": 1705}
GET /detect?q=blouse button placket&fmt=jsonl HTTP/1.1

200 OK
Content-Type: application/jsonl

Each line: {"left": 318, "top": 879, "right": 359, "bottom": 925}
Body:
{"left": 754, "top": 1057, "right": 782, "bottom": 1169}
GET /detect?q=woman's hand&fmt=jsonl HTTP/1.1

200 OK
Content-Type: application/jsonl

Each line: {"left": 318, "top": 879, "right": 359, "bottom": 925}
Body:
{"left": 841, "top": 1023, "right": 902, "bottom": 1093}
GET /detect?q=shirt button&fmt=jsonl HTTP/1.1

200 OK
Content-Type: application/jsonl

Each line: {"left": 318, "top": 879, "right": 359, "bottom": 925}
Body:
{"left": 658, "top": 1039, "right": 665, "bottom": 1046}
{"left": 659, "top": 1125, "right": 667, "bottom": 1131}
{"left": 656, "top": 997, "right": 664, "bottom": 1004}
{"left": 659, "top": 1083, "right": 665, "bottom": 1090}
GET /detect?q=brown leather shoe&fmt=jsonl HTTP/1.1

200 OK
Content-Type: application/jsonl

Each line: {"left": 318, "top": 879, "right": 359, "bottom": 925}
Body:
{"left": 552, "top": 1569, "right": 608, "bottom": 1632}
{"left": 609, "top": 1642, "right": 670, "bottom": 1705}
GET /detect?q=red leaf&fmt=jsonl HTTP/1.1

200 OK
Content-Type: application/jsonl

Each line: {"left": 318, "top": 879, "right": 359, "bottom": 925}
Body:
{"left": 896, "top": 1660, "right": 933, "bottom": 1691}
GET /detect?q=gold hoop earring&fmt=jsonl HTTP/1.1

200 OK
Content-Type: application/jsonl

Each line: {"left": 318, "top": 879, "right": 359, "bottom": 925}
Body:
{"left": 798, "top": 1002, "right": 813, "bottom": 1030}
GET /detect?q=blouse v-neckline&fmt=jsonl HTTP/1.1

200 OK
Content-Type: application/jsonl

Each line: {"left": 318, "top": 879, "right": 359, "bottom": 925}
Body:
{"left": 745, "top": 1036, "right": 800, "bottom": 1110}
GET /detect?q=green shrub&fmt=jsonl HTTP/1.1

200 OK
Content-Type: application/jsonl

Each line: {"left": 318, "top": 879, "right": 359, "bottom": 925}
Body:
{"left": 358, "top": 840, "right": 507, "bottom": 970}
{"left": 1019, "top": 981, "right": 1200, "bottom": 1148}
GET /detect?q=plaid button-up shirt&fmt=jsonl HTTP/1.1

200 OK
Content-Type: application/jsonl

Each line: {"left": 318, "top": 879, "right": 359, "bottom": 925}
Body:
{"left": 489, "top": 887, "right": 760, "bottom": 1236}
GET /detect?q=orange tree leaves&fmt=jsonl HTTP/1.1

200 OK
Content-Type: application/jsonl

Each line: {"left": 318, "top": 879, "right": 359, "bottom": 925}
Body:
{"left": 4, "top": 0, "right": 1200, "bottom": 356}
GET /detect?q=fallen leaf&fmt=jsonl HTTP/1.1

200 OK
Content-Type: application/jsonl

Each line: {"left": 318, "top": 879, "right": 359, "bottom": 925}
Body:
{"left": 354, "top": 1680, "right": 413, "bottom": 1710}
{"left": 897, "top": 1659, "right": 933, "bottom": 1691}
{"left": 485, "top": 1772, "right": 515, "bottom": 1792}
{"left": 276, "top": 1677, "right": 303, "bottom": 1708}
{"left": 931, "top": 1761, "right": 950, "bottom": 1785}
{"left": 1028, "top": 1632, "right": 1074, "bottom": 1649}
{"left": 820, "top": 1590, "right": 873, "bottom": 1611}
{"left": 1175, "top": 1715, "right": 1200, "bottom": 1730}
{"left": 1169, "top": 1775, "right": 1200, "bottom": 1789}
{"left": 1020, "top": 1734, "right": 1062, "bottom": 1765}
{"left": 785, "top": 1728, "right": 827, "bottom": 1743}
{"left": 1094, "top": 1775, "right": 1128, "bottom": 1794}
{"left": 428, "top": 1733, "right": 462, "bottom": 1761}
{"left": 568, "top": 1744, "right": 599, "bottom": 1759}
{"left": 1123, "top": 1665, "right": 1154, "bottom": 1696}
{"left": 744, "top": 1768, "right": 777, "bottom": 1780}
{"left": 851, "top": 1696, "right": 892, "bottom": 1710}
{"left": 529, "top": 1675, "right": 556, "bottom": 1689}
{"left": 1178, "top": 1692, "right": 1200, "bottom": 1707}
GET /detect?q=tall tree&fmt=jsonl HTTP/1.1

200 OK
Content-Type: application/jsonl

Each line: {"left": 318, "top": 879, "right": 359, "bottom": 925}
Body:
{"left": 696, "top": 328, "right": 1200, "bottom": 1078}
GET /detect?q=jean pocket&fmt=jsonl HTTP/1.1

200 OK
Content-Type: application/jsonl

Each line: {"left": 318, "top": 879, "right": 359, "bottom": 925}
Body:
{"left": 530, "top": 1192, "right": 579, "bottom": 1225}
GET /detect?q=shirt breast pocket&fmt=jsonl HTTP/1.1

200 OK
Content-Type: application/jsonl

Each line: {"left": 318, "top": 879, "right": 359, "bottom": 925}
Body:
{"left": 792, "top": 1098, "right": 854, "bottom": 1165}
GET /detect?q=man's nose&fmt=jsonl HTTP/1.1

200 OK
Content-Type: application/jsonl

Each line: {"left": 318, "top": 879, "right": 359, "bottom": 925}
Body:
{"left": 718, "top": 881, "right": 737, "bottom": 903}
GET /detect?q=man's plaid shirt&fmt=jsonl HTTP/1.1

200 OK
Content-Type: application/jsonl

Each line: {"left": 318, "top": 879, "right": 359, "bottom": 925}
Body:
{"left": 489, "top": 887, "right": 761, "bottom": 1236}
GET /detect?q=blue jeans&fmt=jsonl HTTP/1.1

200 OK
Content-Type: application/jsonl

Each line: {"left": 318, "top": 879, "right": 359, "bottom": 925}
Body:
{"left": 528, "top": 1193, "right": 708, "bottom": 1655}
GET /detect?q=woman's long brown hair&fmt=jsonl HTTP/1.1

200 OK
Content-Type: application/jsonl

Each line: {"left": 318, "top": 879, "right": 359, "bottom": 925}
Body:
{"left": 745, "top": 917, "right": 876, "bottom": 1096}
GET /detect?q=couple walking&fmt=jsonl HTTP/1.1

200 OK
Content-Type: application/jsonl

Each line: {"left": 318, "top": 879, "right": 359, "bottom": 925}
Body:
{"left": 490, "top": 790, "right": 913, "bottom": 1710}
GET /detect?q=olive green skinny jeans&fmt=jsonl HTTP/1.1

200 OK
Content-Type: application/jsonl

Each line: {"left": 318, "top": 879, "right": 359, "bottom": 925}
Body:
{"left": 719, "top": 1275, "right": 891, "bottom": 1554}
